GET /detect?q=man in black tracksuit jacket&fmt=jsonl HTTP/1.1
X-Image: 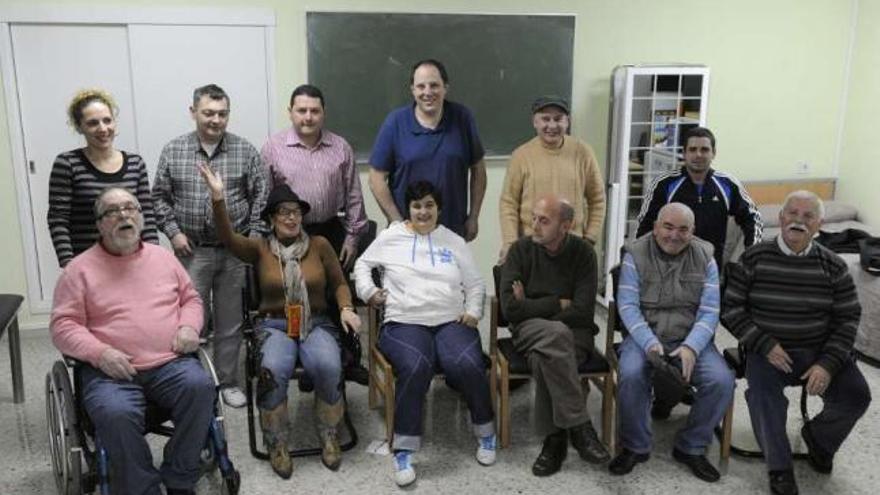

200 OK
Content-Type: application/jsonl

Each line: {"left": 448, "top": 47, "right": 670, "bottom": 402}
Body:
{"left": 636, "top": 127, "right": 762, "bottom": 270}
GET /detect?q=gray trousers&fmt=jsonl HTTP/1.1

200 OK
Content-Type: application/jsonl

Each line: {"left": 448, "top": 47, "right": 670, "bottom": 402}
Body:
{"left": 512, "top": 318, "right": 593, "bottom": 436}
{"left": 179, "top": 246, "right": 244, "bottom": 387}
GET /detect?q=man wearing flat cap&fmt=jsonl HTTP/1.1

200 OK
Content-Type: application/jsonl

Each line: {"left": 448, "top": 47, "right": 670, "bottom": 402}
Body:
{"left": 498, "top": 96, "right": 606, "bottom": 263}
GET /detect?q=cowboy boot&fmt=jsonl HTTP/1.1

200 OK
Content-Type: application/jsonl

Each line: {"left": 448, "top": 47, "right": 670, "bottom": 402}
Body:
{"left": 260, "top": 400, "right": 293, "bottom": 478}
{"left": 315, "top": 397, "right": 345, "bottom": 471}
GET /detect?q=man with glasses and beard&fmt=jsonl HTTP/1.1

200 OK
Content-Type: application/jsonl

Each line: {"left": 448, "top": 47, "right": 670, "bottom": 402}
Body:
{"left": 51, "top": 188, "right": 211, "bottom": 495}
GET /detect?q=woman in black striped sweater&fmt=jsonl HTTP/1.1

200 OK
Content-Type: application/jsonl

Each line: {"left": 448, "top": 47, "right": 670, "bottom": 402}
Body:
{"left": 47, "top": 89, "right": 159, "bottom": 266}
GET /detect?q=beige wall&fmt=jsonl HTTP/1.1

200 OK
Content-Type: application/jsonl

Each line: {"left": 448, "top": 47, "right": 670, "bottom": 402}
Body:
{"left": 0, "top": 0, "right": 866, "bottom": 327}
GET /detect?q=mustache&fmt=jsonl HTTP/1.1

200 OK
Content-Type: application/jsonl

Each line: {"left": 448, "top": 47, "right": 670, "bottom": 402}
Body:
{"left": 787, "top": 223, "right": 808, "bottom": 232}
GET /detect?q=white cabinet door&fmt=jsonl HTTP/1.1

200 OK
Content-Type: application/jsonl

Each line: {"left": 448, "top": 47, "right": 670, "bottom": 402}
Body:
{"left": 10, "top": 24, "right": 136, "bottom": 309}
{"left": 128, "top": 24, "right": 272, "bottom": 183}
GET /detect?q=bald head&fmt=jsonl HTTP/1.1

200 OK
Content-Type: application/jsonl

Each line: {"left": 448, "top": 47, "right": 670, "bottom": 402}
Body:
{"left": 653, "top": 202, "right": 695, "bottom": 255}
{"left": 536, "top": 194, "right": 575, "bottom": 223}
{"left": 531, "top": 194, "right": 575, "bottom": 252}
{"left": 657, "top": 203, "right": 695, "bottom": 229}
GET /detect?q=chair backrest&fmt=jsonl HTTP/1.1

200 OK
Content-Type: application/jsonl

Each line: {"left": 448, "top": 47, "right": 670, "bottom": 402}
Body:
{"left": 243, "top": 265, "right": 261, "bottom": 314}
{"left": 357, "top": 220, "right": 378, "bottom": 255}
{"left": 608, "top": 263, "right": 628, "bottom": 338}
{"left": 492, "top": 264, "right": 509, "bottom": 328}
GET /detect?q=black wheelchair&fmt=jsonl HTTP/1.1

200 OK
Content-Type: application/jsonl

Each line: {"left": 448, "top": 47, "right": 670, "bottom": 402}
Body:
{"left": 45, "top": 348, "right": 241, "bottom": 494}
{"left": 240, "top": 265, "right": 364, "bottom": 461}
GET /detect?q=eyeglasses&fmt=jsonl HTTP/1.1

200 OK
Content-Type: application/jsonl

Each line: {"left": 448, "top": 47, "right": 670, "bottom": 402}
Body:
{"left": 275, "top": 207, "right": 303, "bottom": 219}
{"left": 99, "top": 204, "right": 141, "bottom": 219}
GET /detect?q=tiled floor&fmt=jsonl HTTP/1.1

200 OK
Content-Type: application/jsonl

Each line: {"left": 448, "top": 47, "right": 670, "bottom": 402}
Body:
{"left": 1, "top": 308, "right": 878, "bottom": 494}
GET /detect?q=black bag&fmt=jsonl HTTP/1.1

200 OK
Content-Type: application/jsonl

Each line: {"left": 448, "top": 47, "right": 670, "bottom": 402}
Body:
{"left": 859, "top": 237, "right": 880, "bottom": 276}
{"left": 647, "top": 351, "right": 696, "bottom": 405}
{"left": 341, "top": 329, "right": 369, "bottom": 385}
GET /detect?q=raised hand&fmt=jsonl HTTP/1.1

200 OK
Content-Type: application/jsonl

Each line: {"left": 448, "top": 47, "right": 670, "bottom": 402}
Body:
{"left": 197, "top": 162, "right": 224, "bottom": 200}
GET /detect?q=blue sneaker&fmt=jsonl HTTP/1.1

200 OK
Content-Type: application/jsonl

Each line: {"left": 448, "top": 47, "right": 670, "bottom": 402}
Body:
{"left": 476, "top": 434, "right": 497, "bottom": 466}
{"left": 393, "top": 450, "right": 416, "bottom": 486}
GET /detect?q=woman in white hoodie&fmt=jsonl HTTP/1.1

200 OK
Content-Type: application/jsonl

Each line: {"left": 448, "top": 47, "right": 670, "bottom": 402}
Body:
{"left": 354, "top": 180, "right": 495, "bottom": 487}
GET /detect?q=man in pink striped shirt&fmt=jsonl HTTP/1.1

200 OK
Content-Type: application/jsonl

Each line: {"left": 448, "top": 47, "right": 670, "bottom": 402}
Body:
{"left": 51, "top": 187, "right": 213, "bottom": 495}
{"left": 261, "top": 84, "right": 367, "bottom": 270}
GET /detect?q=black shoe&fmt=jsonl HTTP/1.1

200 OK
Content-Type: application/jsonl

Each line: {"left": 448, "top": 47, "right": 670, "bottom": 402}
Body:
{"left": 532, "top": 430, "right": 568, "bottom": 477}
{"left": 569, "top": 421, "right": 610, "bottom": 463}
{"left": 166, "top": 489, "right": 196, "bottom": 495}
{"left": 769, "top": 469, "right": 799, "bottom": 495}
{"left": 672, "top": 448, "right": 720, "bottom": 482}
{"left": 801, "top": 423, "right": 833, "bottom": 474}
{"left": 608, "top": 448, "right": 650, "bottom": 475}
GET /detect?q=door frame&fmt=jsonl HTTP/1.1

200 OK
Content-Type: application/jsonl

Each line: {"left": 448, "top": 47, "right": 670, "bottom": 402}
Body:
{"left": 0, "top": 5, "right": 277, "bottom": 314}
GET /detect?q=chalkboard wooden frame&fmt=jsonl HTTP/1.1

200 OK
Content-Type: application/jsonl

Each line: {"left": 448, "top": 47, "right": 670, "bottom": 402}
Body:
{"left": 307, "top": 12, "right": 575, "bottom": 161}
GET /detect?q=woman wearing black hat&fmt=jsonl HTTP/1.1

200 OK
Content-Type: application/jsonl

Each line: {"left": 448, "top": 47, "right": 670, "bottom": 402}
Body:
{"left": 199, "top": 164, "right": 360, "bottom": 478}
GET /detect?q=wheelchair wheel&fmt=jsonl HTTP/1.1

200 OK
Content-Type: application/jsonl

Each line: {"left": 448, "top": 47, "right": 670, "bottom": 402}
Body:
{"left": 45, "top": 360, "right": 83, "bottom": 495}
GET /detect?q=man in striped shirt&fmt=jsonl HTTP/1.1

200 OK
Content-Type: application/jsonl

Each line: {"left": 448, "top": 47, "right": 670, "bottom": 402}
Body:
{"left": 723, "top": 190, "right": 871, "bottom": 495}
{"left": 261, "top": 84, "right": 367, "bottom": 270}
{"left": 152, "top": 84, "right": 267, "bottom": 408}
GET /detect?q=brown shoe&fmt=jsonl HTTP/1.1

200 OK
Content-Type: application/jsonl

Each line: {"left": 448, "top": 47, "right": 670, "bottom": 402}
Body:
{"left": 260, "top": 401, "right": 293, "bottom": 479}
{"left": 316, "top": 398, "right": 345, "bottom": 471}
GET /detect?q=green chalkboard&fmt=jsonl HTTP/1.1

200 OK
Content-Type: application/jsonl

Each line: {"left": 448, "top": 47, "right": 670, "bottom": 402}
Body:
{"left": 307, "top": 12, "right": 575, "bottom": 161}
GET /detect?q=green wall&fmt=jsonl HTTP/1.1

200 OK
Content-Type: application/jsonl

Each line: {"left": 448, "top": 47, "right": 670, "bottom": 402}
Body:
{"left": 0, "top": 0, "right": 863, "bottom": 326}
{"left": 838, "top": 0, "right": 880, "bottom": 226}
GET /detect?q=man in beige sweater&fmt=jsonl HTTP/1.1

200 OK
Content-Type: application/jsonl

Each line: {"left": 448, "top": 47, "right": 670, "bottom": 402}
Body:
{"left": 498, "top": 96, "right": 606, "bottom": 263}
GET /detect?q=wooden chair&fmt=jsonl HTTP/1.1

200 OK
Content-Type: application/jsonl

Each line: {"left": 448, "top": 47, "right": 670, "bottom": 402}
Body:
{"left": 366, "top": 267, "right": 493, "bottom": 446}
{"left": 489, "top": 265, "right": 616, "bottom": 449}
{"left": 366, "top": 302, "right": 396, "bottom": 445}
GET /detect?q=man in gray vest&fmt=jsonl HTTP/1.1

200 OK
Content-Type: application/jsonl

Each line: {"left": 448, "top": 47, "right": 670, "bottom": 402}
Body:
{"left": 610, "top": 203, "right": 734, "bottom": 482}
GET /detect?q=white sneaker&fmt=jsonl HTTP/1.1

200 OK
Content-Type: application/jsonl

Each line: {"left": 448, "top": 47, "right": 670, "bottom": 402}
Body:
{"left": 392, "top": 450, "right": 416, "bottom": 487}
{"left": 221, "top": 387, "right": 246, "bottom": 408}
{"left": 476, "top": 434, "right": 497, "bottom": 466}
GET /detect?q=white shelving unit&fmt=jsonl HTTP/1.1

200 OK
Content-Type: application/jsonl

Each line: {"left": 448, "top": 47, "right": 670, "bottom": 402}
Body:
{"left": 602, "top": 65, "right": 710, "bottom": 303}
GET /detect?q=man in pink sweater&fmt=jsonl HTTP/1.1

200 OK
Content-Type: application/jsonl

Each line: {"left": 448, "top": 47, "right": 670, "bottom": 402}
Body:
{"left": 51, "top": 187, "right": 212, "bottom": 495}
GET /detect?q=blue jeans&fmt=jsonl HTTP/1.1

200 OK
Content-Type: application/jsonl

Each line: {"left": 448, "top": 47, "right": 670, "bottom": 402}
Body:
{"left": 378, "top": 321, "right": 494, "bottom": 451}
{"left": 258, "top": 315, "right": 342, "bottom": 409}
{"left": 178, "top": 246, "right": 245, "bottom": 388}
{"left": 81, "top": 356, "right": 214, "bottom": 495}
{"left": 745, "top": 348, "right": 871, "bottom": 471}
{"left": 617, "top": 337, "right": 735, "bottom": 455}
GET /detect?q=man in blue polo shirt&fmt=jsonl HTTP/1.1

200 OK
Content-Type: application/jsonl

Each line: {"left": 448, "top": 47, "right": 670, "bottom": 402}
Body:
{"left": 368, "top": 59, "right": 487, "bottom": 241}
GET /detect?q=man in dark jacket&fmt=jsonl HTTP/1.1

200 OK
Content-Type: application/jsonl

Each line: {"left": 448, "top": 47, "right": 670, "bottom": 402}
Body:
{"left": 636, "top": 126, "right": 762, "bottom": 270}
{"left": 500, "top": 194, "right": 610, "bottom": 477}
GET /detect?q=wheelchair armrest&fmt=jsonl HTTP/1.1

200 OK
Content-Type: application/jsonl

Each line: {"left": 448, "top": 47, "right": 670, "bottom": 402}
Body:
{"left": 63, "top": 355, "right": 81, "bottom": 368}
{"left": 197, "top": 347, "right": 222, "bottom": 388}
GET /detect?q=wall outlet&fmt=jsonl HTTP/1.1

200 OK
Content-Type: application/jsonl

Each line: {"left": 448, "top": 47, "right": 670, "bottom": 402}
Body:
{"left": 795, "top": 161, "right": 810, "bottom": 175}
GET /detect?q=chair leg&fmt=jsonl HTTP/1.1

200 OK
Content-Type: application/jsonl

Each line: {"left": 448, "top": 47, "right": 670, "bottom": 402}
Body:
{"left": 489, "top": 355, "right": 498, "bottom": 419}
{"left": 601, "top": 375, "right": 614, "bottom": 450}
{"left": 383, "top": 366, "right": 394, "bottom": 447}
{"left": 721, "top": 398, "right": 734, "bottom": 461}
{"left": 500, "top": 365, "right": 510, "bottom": 449}
{"left": 8, "top": 316, "right": 24, "bottom": 404}
{"left": 368, "top": 352, "right": 378, "bottom": 409}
